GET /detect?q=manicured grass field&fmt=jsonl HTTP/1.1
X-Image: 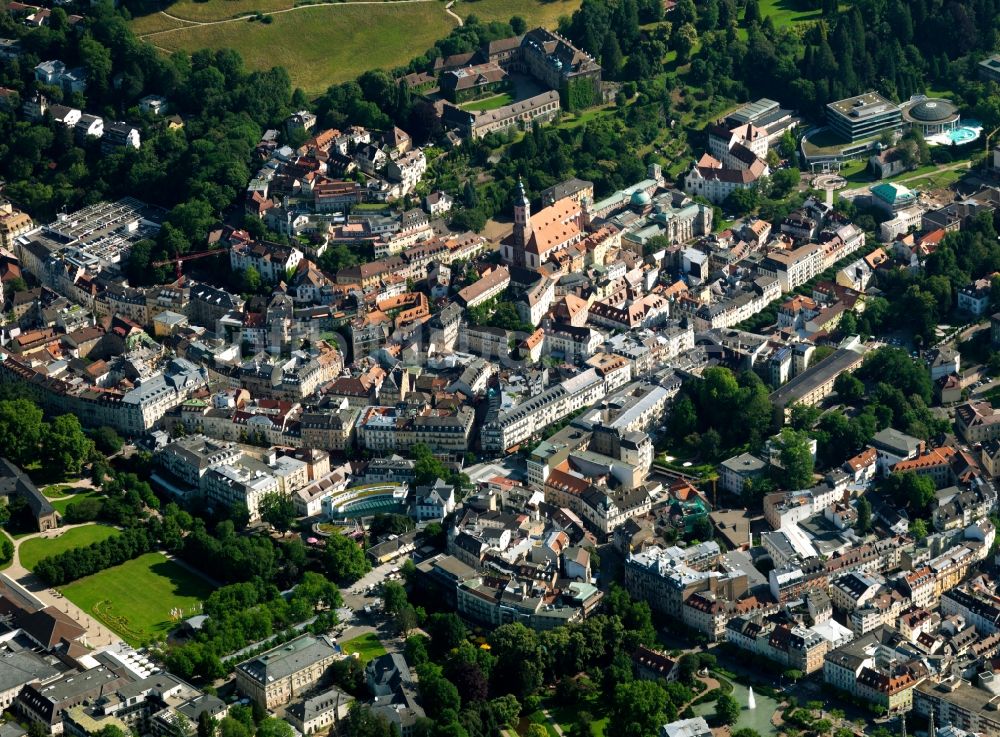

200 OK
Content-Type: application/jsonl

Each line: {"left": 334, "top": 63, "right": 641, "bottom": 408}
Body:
{"left": 149, "top": 4, "right": 453, "bottom": 94}
{"left": 461, "top": 92, "right": 515, "bottom": 111}
{"left": 18, "top": 524, "right": 119, "bottom": 571}
{"left": 61, "top": 552, "right": 214, "bottom": 646}
{"left": 49, "top": 490, "right": 103, "bottom": 516}
{"left": 340, "top": 632, "right": 386, "bottom": 663}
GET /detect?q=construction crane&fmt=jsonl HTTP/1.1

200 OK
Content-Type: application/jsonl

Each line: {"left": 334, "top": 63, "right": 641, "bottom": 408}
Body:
{"left": 985, "top": 125, "right": 1000, "bottom": 161}
{"left": 152, "top": 249, "right": 226, "bottom": 279}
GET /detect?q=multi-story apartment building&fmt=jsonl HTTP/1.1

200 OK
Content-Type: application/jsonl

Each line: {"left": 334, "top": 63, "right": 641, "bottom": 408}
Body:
{"left": 456, "top": 266, "right": 511, "bottom": 308}
{"left": 229, "top": 239, "right": 303, "bottom": 283}
{"left": 300, "top": 405, "right": 360, "bottom": 451}
{"left": 763, "top": 477, "right": 846, "bottom": 529}
{"left": 0, "top": 353, "right": 208, "bottom": 436}
{"left": 759, "top": 243, "right": 824, "bottom": 293}
{"left": 356, "top": 405, "right": 475, "bottom": 455}
{"left": 116, "top": 359, "right": 211, "bottom": 435}
{"left": 823, "top": 628, "right": 923, "bottom": 715}
{"left": 940, "top": 584, "right": 1000, "bottom": 636}
{"left": 900, "top": 567, "right": 937, "bottom": 610}
{"left": 676, "top": 277, "right": 781, "bottom": 330}
{"left": 624, "top": 543, "right": 748, "bottom": 620}
{"left": 545, "top": 324, "right": 603, "bottom": 363}
{"left": 0, "top": 201, "right": 33, "bottom": 249}
{"left": 955, "top": 400, "right": 1000, "bottom": 444}
{"left": 481, "top": 367, "right": 607, "bottom": 452}
{"left": 726, "top": 616, "right": 834, "bottom": 673}
{"left": 719, "top": 453, "right": 768, "bottom": 496}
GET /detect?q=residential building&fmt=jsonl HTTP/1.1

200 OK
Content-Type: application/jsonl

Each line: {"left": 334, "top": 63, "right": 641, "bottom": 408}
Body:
{"left": 285, "top": 688, "right": 354, "bottom": 736}
{"left": 958, "top": 278, "right": 993, "bottom": 316}
{"left": 457, "top": 266, "right": 510, "bottom": 308}
{"left": 871, "top": 427, "right": 925, "bottom": 475}
{"left": 101, "top": 122, "right": 140, "bottom": 152}
{"left": 365, "top": 653, "right": 425, "bottom": 737}
{"left": 413, "top": 479, "right": 456, "bottom": 521}
{"left": 719, "top": 453, "right": 767, "bottom": 496}
{"left": 356, "top": 405, "right": 475, "bottom": 455}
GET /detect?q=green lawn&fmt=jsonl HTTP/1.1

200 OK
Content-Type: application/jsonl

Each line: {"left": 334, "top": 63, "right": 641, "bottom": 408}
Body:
{"left": 450, "top": 0, "right": 580, "bottom": 26}
{"left": 903, "top": 166, "right": 969, "bottom": 192}
{"left": 148, "top": 4, "right": 453, "bottom": 95}
{"left": 140, "top": 0, "right": 579, "bottom": 25}
{"left": 843, "top": 160, "right": 972, "bottom": 191}
{"left": 135, "top": 0, "right": 581, "bottom": 94}
{"left": 42, "top": 485, "right": 74, "bottom": 498}
{"left": 18, "top": 525, "right": 119, "bottom": 571}
{"left": 557, "top": 105, "right": 616, "bottom": 130}
{"left": 461, "top": 92, "right": 515, "bottom": 112}
{"left": 755, "top": 0, "right": 827, "bottom": 26}
{"left": 521, "top": 711, "right": 559, "bottom": 737}
{"left": 340, "top": 633, "right": 386, "bottom": 663}
{"left": 50, "top": 490, "right": 103, "bottom": 516}
{"left": 61, "top": 552, "right": 214, "bottom": 646}
{"left": 737, "top": 0, "right": 855, "bottom": 38}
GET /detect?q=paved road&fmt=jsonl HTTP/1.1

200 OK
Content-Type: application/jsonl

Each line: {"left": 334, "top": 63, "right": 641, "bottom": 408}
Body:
{"left": 444, "top": 0, "right": 463, "bottom": 26}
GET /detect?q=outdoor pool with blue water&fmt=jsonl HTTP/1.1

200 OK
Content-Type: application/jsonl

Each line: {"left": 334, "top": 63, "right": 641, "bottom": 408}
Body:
{"left": 946, "top": 120, "right": 981, "bottom": 144}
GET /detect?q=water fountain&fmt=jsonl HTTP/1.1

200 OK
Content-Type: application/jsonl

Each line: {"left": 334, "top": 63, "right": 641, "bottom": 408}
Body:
{"left": 747, "top": 686, "right": 756, "bottom": 710}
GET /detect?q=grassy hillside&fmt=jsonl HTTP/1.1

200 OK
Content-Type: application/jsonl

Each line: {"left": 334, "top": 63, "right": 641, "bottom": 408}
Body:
{"left": 134, "top": 0, "right": 582, "bottom": 95}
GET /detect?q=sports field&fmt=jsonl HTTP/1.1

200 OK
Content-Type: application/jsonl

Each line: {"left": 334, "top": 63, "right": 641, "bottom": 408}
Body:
{"left": 61, "top": 552, "right": 214, "bottom": 646}
{"left": 19, "top": 525, "right": 120, "bottom": 571}
{"left": 133, "top": 0, "right": 582, "bottom": 94}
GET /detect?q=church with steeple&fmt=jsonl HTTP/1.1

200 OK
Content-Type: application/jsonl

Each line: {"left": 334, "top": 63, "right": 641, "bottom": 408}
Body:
{"left": 501, "top": 179, "right": 587, "bottom": 270}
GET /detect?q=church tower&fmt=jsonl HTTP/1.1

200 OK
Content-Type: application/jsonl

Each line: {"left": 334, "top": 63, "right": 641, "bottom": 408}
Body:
{"left": 513, "top": 179, "right": 532, "bottom": 249}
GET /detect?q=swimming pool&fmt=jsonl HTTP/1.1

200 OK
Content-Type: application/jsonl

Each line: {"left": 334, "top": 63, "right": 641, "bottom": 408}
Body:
{"left": 947, "top": 127, "right": 978, "bottom": 143}
{"left": 928, "top": 120, "right": 982, "bottom": 146}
